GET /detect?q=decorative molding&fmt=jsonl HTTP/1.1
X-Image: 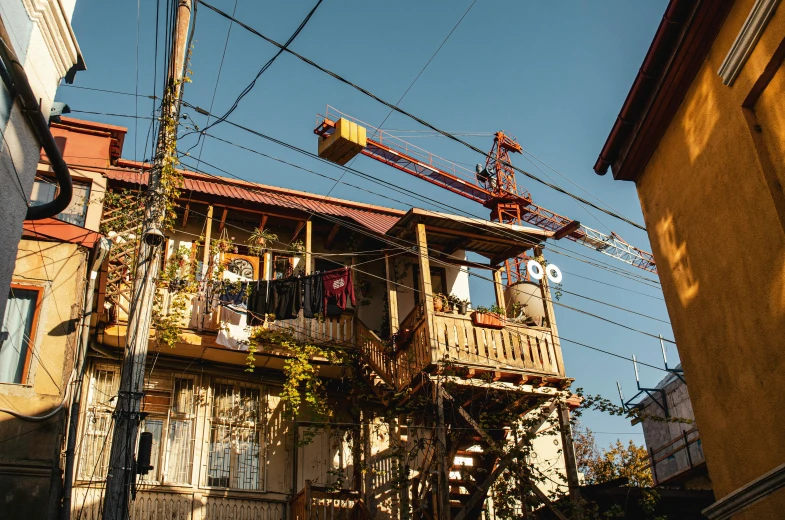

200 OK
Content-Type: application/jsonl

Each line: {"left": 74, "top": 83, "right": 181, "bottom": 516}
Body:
{"left": 22, "top": 0, "right": 80, "bottom": 79}
{"left": 702, "top": 462, "right": 785, "bottom": 519}
{"left": 718, "top": 0, "right": 781, "bottom": 85}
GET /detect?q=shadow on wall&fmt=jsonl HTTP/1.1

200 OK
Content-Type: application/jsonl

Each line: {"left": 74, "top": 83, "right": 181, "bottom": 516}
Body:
{"left": 655, "top": 213, "right": 700, "bottom": 307}
{"left": 681, "top": 67, "right": 720, "bottom": 164}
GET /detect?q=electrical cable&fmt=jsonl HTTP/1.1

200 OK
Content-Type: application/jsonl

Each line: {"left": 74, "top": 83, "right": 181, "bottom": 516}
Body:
{"left": 183, "top": 0, "right": 324, "bottom": 149}
{"left": 169, "top": 171, "right": 676, "bottom": 345}
{"left": 178, "top": 104, "right": 661, "bottom": 286}
{"left": 196, "top": 0, "right": 648, "bottom": 232}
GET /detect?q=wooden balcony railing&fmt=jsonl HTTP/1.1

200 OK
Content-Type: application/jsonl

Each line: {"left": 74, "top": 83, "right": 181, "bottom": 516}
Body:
{"left": 267, "top": 314, "right": 354, "bottom": 346}
{"left": 431, "top": 313, "right": 563, "bottom": 377}
{"left": 646, "top": 427, "right": 704, "bottom": 485}
{"left": 290, "top": 480, "right": 370, "bottom": 520}
{"left": 354, "top": 319, "right": 396, "bottom": 388}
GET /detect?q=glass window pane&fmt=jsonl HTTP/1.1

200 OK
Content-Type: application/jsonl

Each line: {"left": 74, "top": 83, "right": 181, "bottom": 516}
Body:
{"left": 29, "top": 180, "right": 56, "bottom": 206}
{"left": 166, "top": 419, "right": 193, "bottom": 484}
{"left": 58, "top": 183, "right": 91, "bottom": 227}
{"left": 0, "top": 288, "right": 38, "bottom": 383}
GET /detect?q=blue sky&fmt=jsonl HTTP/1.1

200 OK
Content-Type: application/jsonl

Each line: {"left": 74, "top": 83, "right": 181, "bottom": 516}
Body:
{"left": 61, "top": 0, "right": 674, "bottom": 446}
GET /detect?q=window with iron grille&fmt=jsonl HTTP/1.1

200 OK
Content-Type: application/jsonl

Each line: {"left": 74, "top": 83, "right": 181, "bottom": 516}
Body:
{"left": 205, "top": 381, "right": 266, "bottom": 490}
{"left": 78, "top": 365, "right": 120, "bottom": 480}
{"left": 78, "top": 366, "right": 197, "bottom": 485}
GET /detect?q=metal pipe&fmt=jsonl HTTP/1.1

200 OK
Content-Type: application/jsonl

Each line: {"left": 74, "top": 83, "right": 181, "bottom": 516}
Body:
{"left": 61, "top": 237, "right": 111, "bottom": 520}
{"left": 0, "top": 17, "right": 73, "bottom": 220}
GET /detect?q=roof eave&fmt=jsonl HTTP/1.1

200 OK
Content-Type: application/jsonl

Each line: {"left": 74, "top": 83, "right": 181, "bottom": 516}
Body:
{"left": 593, "top": 0, "right": 735, "bottom": 182}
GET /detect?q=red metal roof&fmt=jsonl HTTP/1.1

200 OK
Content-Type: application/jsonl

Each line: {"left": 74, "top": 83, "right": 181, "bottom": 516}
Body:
{"left": 22, "top": 218, "right": 103, "bottom": 248}
{"left": 104, "top": 167, "right": 403, "bottom": 235}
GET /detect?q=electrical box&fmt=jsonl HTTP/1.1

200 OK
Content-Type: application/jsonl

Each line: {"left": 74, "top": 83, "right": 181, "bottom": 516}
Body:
{"left": 317, "top": 118, "right": 367, "bottom": 165}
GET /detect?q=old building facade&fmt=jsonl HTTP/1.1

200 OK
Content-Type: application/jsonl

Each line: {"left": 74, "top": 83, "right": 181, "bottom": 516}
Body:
{"left": 594, "top": 0, "right": 785, "bottom": 518}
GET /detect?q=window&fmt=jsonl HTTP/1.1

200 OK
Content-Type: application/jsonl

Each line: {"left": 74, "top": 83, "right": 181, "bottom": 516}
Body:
{"left": 206, "top": 381, "right": 266, "bottom": 490}
{"left": 412, "top": 266, "right": 448, "bottom": 304}
{"left": 0, "top": 285, "right": 42, "bottom": 384}
{"left": 78, "top": 365, "right": 120, "bottom": 479}
{"left": 29, "top": 177, "right": 91, "bottom": 227}
{"left": 138, "top": 372, "right": 196, "bottom": 484}
{"left": 78, "top": 367, "right": 196, "bottom": 485}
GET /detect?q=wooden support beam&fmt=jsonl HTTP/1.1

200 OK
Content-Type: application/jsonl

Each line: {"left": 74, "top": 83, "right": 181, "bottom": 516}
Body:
{"left": 202, "top": 205, "right": 214, "bottom": 279}
{"left": 181, "top": 202, "right": 190, "bottom": 228}
{"left": 534, "top": 246, "right": 565, "bottom": 377}
{"left": 453, "top": 400, "right": 559, "bottom": 520}
{"left": 529, "top": 481, "right": 570, "bottom": 520}
{"left": 440, "top": 387, "right": 500, "bottom": 452}
{"left": 558, "top": 402, "right": 583, "bottom": 514}
{"left": 305, "top": 220, "right": 313, "bottom": 275}
{"left": 433, "top": 380, "right": 451, "bottom": 520}
{"left": 291, "top": 220, "right": 306, "bottom": 242}
{"left": 384, "top": 253, "right": 400, "bottom": 335}
{"left": 259, "top": 214, "right": 268, "bottom": 231}
{"left": 217, "top": 207, "right": 228, "bottom": 233}
{"left": 325, "top": 222, "right": 341, "bottom": 250}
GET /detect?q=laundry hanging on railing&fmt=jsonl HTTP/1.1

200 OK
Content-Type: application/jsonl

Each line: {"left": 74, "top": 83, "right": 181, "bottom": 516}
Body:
{"left": 212, "top": 266, "right": 353, "bottom": 322}
{"left": 215, "top": 305, "right": 250, "bottom": 351}
{"left": 323, "top": 267, "right": 355, "bottom": 317}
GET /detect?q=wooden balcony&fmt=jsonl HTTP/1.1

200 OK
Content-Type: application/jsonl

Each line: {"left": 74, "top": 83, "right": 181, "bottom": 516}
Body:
{"left": 268, "top": 308, "right": 564, "bottom": 393}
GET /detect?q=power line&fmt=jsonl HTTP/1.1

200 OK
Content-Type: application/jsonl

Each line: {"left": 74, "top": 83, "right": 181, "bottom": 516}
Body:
{"left": 183, "top": 0, "right": 324, "bottom": 147}
{"left": 60, "top": 84, "right": 156, "bottom": 99}
{"left": 171, "top": 158, "right": 676, "bottom": 344}
{"left": 197, "top": 0, "right": 648, "bottom": 232}
{"left": 179, "top": 105, "right": 660, "bottom": 288}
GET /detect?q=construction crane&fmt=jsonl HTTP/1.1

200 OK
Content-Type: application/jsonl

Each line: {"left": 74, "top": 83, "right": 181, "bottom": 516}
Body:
{"left": 314, "top": 106, "right": 657, "bottom": 284}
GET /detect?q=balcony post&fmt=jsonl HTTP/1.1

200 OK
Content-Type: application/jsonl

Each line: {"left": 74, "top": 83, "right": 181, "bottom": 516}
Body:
{"left": 201, "top": 204, "right": 214, "bottom": 279}
{"left": 415, "top": 223, "right": 436, "bottom": 360}
{"left": 534, "top": 246, "right": 565, "bottom": 376}
{"left": 493, "top": 266, "right": 506, "bottom": 313}
{"left": 384, "top": 253, "right": 400, "bottom": 336}
{"left": 305, "top": 220, "right": 313, "bottom": 275}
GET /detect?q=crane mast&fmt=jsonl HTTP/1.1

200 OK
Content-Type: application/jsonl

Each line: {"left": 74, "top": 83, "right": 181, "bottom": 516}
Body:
{"left": 314, "top": 106, "right": 657, "bottom": 283}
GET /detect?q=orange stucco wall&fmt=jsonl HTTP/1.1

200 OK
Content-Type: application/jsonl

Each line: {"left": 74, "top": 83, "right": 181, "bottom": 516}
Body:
{"left": 635, "top": 1, "right": 785, "bottom": 518}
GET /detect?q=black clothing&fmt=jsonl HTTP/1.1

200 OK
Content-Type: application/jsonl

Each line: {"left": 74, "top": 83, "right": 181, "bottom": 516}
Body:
{"left": 302, "top": 273, "right": 324, "bottom": 318}
{"left": 248, "top": 281, "right": 271, "bottom": 325}
{"left": 271, "top": 278, "right": 301, "bottom": 320}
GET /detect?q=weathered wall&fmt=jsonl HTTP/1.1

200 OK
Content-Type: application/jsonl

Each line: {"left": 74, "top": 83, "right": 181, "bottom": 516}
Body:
{"left": 0, "top": 239, "right": 88, "bottom": 520}
{"left": 634, "top": 0, "right": 785, "bottom": 516}
{"left": 0, "top": 0, "right": 81, "bottom": 327}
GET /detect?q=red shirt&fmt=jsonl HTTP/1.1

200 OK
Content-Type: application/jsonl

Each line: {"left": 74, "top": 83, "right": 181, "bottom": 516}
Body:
{"left": 323, "top": 268, "right": 356, "bottom": 312}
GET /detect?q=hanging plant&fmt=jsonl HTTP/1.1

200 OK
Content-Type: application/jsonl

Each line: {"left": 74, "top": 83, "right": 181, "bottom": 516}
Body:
{"left": 247, "top": 227, "right": 278, "bottom": 256}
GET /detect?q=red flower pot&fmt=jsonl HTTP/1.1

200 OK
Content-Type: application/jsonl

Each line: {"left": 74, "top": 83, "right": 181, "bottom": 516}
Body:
{"left": 471, "top": 311, "right": 505, "bottom": 329}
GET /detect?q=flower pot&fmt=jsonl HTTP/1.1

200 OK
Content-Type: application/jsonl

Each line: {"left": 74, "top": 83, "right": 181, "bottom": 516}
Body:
{"left": 457, "top": 302, "right": 467, "bottom": 315}
{"left": 433, "top": 298, "right": 444, "bottom": 313}
{"left": 471, "top": 311, "right": 505, "bottom": 329}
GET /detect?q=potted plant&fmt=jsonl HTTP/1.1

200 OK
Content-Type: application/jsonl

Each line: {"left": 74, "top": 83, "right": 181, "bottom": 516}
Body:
{"left": 456, "top": 298, "right": 470, "bottom": 316}
{"left": 247, "top": 227, "right": 278, "bottom": 256}
{"left": 471, "top": 305, "right": 505, "bottom": 329}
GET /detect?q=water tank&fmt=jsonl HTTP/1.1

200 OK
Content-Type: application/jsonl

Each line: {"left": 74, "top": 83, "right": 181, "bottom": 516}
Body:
{"left": 503, "top": 281, "right": 546, "bottom": 326}
{"left": 318, "top": 118, "right": 367, "bottom": 165}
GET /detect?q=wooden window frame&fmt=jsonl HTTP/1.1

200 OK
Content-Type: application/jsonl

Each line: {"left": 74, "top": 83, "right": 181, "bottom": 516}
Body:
{"left": 412, "top": 265, "right": 448, "bottom": 304}
{"left": 6, "top": 283, "right": 44, "bottom": 385}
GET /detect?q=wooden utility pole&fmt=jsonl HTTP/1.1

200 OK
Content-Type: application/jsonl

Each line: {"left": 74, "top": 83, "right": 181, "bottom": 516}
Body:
{"left": 101, "top": 2, "right": 192, "bottom": 519}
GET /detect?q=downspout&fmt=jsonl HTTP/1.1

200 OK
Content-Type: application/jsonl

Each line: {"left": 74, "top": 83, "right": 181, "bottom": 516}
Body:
{"left": 61, "top": 237, "right": 111, "bottom": 520}
{"left": 0, "top": 17, "right": 73, "bottom": 220}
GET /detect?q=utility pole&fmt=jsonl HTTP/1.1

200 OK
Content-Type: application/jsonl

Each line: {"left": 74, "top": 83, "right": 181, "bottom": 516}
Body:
{"left": 101, "top": 2, "right": 191, "bottom": 519}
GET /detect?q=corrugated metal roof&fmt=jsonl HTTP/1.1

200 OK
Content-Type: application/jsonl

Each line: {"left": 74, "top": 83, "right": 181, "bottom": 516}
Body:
{"left": 103, "top": 168, "right": 402, "bottom": 235}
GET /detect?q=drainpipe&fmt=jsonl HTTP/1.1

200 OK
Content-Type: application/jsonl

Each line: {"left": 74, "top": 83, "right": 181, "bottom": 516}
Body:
{"left": 0, "top": 17, "right": 73, "bottom": 220}
{"left": 61, "top": 237, "right": 111, "bottom": 520}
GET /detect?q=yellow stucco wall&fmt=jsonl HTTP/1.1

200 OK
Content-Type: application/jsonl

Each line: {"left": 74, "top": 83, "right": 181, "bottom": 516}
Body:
{"left": 0, "top": 239, "right": 88, "bottom": 519}
{"left": 635, "top": 1, "right": 785, "bottom": 517}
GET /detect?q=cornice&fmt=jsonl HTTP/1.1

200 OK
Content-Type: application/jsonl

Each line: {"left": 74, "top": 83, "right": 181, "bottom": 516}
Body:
{"left": 718, "top": 0, "right": 781, "bottom": 85}
{"left": 22, "top": 0, "right": 80, "bottom": 79}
